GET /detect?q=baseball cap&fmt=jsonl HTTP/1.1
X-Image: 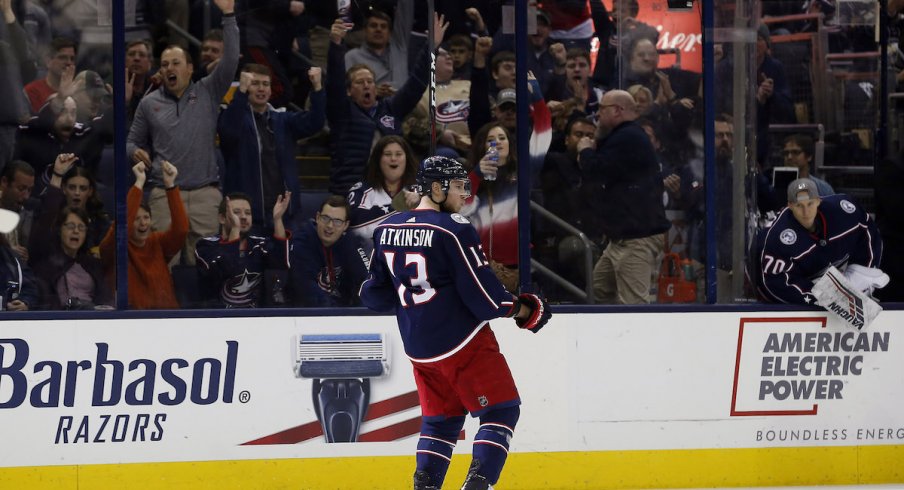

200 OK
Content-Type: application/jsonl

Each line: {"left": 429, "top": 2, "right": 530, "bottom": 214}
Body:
{"left": 757, "top": 24, "right": 772, "bottom": 49}
{"left": 536, "top": 9, "right": 551, "bottom": 26}
{"left": 73, "top": 70, "right": 107, "bottom": 98}
{"left": 496, "top": 88, "right": 516, "bottom": 107}
{"left": 0, "top": 209, "right": 21, "bottom": 234}
{"left": 787, "top": 178, "right": 819, "bottom": 202}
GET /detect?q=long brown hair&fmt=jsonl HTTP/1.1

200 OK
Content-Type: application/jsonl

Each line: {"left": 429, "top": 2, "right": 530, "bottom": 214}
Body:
{"left": 54, "top": 206, "right": 91, "bottom": 255}
{"left": 62, "top": 166, "right": 108, "bottom": 223}
{"left": 365, "top": 135, "right": 417, "bottom": 194}
{"left": 467, "top": 123, "right": 518, "bottom": 190}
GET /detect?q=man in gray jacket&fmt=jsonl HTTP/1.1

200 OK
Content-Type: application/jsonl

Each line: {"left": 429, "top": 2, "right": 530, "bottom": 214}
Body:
{"left": 127, "top": 0, "right": 239, "bottom": 265}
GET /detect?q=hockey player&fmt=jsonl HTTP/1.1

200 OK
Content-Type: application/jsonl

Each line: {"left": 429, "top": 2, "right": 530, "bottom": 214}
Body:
{"left": 359, "top": 156, "right": 552, "bottom": 490}
{"left": 753, "top": 178, "right": 885, "bottom": 304}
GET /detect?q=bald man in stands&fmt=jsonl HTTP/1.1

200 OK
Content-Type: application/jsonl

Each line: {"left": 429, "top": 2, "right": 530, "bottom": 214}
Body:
{"left": 576, "top": 89, "right": 671, "bottom": 304}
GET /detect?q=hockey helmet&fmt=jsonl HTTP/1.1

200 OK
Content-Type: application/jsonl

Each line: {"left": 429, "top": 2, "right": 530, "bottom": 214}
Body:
{"left": 416, "top": 156, "right": 470, "bottom": 196}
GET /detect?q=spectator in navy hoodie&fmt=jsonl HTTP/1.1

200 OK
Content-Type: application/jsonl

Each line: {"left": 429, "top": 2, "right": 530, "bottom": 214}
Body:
{"left": 291, "top": 195, "right": 368, "bottom": 307}
{"left": 326, "top": 14, "right": 448, "bottom": 195}
{"left": 218, "top": 63, "right": 325, "bottom": 233}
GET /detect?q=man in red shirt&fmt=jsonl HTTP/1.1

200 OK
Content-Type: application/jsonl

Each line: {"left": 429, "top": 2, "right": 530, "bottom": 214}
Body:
{"left": 24, "top": 37, "right": 77, "bottom": 114}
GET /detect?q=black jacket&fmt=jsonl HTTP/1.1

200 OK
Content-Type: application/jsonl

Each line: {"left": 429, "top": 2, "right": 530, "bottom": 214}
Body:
{"left": 0, "top": 243, "right": 39, "bottom": 309}
{"left": 32, "top": 248, "right": 113, "bottom": 310}
{"left": 578, "top": 120, "right": 671, "bottom": 240}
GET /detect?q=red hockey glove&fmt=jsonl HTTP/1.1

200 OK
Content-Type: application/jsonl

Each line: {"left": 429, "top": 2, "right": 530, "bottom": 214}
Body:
{"left": 515, "top": 293, "right": 551, "bottom": 333}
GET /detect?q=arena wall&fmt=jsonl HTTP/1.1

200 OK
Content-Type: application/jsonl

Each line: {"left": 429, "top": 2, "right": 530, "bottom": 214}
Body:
{"left": 1, "top": 311, "right": 902, "bottom": 489}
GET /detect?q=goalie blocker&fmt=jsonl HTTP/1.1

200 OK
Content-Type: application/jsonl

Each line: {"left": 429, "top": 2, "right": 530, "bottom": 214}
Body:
{"left": 812, "top": 266, "right": 883, "bottom": 330}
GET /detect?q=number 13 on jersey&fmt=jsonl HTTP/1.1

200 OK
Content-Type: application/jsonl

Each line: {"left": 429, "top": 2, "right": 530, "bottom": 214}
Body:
{"left": 383, "top": 245, "right": 489, "bottom": 307}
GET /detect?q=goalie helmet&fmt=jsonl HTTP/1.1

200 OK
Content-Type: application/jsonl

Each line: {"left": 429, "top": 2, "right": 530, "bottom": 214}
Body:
{"left": 416, "top": 156, "right": 469, "bottom": 196}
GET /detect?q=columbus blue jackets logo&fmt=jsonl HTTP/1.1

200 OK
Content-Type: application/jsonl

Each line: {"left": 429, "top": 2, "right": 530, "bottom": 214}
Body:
{"left": 435, "top": 99, "right": 469, "bottom": 124}
{"left": 840, "top": 200, "right": 856, "bottom": 214}
{"left": 222, "top": 268, "right": 261, "bottom": 307}
{"left": 451, "top": 213, "right": 470, "bottom": 224}
{"left": 379, "top": 115, "right": 396, "bottom": 129}
{"left": 779, "top": 229, "right": 797, "bottom": 245}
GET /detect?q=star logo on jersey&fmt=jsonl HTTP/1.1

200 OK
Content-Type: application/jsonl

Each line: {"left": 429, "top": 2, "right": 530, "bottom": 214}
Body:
{"left": 221, "top": 269, "right": 262, "bottom": 307}
{"left": 840, "top": 200, "right": 856, "bottom": 214}
{"left": 231, "top": 269, "right": 260, "bottom": 294}
{"left": 779, "top": 229, "right": 797, "bottom": 245}
{"left": 477, "top": 395, "right": 488, "bottom": 407}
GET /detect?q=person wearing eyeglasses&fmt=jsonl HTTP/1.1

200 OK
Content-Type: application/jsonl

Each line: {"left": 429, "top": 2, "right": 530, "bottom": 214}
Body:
{"left": 576, "top": 89, "right": 671, "bottom": 304}
{"left": 195, "top": 190, "right": 291, "bottom": 308}
{"left": 781, "top": 134, "right": 834, "bottom": 197}
{"left": 32, "top": 206, "right": 113, "bottom": 310}
{"left": 27, "top": 154, "right": 111, "bottom": 266}
{"left": 290, "top": 195, "right": 368, "bottom": 307}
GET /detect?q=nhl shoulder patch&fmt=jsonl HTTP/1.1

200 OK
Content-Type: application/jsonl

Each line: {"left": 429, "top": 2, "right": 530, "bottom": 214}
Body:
{"left": 780, "top": 229, "right": 797, "bottom": 245}
{"left": 840, "top": 199, "right": 856, "bottom": 214}
{"left": 451, "top": 213, "right": 470, "bottom": 224}
{"left": 349, "top": 182, "right": 363, "bottom": 191}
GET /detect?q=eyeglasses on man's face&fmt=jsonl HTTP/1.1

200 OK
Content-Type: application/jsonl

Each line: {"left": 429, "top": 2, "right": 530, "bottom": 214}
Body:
{"left": 782, "top": 148, "right": 803, "bottom": 157}
{"left": 317, "top": 214, "right": 347, "bottom": 227}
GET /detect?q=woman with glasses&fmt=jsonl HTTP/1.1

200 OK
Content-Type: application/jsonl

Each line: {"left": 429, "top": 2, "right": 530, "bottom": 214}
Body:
{"left": 32, "top": 206, "right": 113, "bottom": 310}
{"left": 347, "top": 136, "right": 420, "bottom": 255}
{"left": 28, "top": 154, "right": 110, "bottom": 265}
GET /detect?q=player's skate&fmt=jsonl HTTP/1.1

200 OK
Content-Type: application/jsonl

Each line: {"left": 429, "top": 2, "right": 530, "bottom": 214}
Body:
{"left": 413, "top": 470, "right": 440, "bottom": 490}
{"left": 460, "top": 460, "right": 493, "bottom": 490}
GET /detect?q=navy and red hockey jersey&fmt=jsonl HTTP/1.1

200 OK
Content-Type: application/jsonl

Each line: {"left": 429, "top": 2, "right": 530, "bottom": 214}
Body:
{"left": 359, "top": 209, "right": 517, "bottom": 361}
{"left": 195, "top": 233, "right": 290, "bottom": 307}
{"left": 753, "top": 194, "right": 882, "bottom": 304}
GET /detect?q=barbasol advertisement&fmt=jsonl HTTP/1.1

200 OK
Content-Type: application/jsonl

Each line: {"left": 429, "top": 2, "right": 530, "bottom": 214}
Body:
{"left": 1, "top": 311, "right": 903, "bottom": 468}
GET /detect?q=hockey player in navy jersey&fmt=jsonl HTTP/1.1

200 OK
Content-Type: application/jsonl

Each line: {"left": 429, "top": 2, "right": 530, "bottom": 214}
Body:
{"left": 753, "top": 178, "right": 885, "bottom": 304}
{"left": 360, "top": 156, "right": 552, "bottom": 490}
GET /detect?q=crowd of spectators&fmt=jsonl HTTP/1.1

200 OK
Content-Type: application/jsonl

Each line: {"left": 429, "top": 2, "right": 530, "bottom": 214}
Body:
{"left": 0, "top": 0, "right": 893, "bottom": 311}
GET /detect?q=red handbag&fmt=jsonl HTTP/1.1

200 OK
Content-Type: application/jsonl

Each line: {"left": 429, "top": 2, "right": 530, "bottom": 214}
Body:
{"left": 657, "top": 253, "right": 697, "bottom": 303}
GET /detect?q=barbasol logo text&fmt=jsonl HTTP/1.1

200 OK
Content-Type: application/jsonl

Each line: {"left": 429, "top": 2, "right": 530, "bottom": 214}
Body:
{"left": 0, "top": 339, "right": 238, "bottom": 409}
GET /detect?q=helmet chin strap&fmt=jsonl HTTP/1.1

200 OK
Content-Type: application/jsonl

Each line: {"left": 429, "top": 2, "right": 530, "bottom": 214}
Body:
{"left": 428, "top": 182, "right": 449, "bottom": 207}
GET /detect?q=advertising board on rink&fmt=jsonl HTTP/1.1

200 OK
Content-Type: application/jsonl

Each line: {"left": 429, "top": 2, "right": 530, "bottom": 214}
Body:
{"left": 0, "top": 311, "right": 902, "bottom": 469}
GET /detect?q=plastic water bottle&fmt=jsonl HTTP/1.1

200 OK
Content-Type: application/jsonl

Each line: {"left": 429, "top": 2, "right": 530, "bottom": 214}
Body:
{"left": 681, "top": 258, "right": 694, "bottom": 282}
{"left": 337, "top": 0, "right": 352, "bottom": 24}
{"left": 484, "top": 140, "right": 499, "bottom": 181}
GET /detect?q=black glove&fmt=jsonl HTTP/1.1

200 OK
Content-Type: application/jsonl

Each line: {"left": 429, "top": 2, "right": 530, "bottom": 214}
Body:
{"left": 515, "top": 293, "right": 551, "bottom": 333}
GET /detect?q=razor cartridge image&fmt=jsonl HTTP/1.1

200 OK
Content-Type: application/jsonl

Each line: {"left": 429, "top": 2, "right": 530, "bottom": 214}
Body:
{"left": 294, "top": 333, "right": 390, "bottom": 443}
